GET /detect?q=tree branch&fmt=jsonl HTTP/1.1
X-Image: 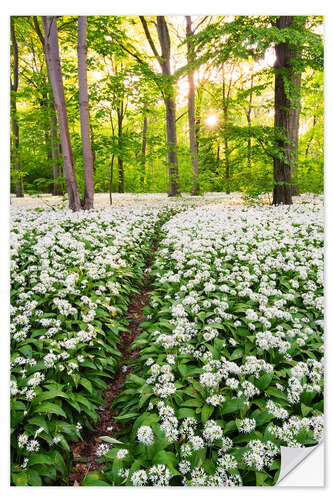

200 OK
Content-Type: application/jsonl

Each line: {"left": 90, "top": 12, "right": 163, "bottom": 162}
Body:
{"left": 139, "top": 16, "right": 161, "bottom": 61}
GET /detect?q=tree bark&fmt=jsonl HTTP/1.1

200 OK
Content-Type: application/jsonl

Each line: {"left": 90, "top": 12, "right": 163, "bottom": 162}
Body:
{"left": 78, "top": 16, "right": 94, "bottom": 209}
{"left": 117, "top": 104, "right": 124, "bottom": 193}
{"left": 140, "top": 16, "right": 180, "bottom": 196}
{"left": 33, "top": 16, "right": 64, "bottom": 196}
{"left": 273, "top": 16, "right": 301, "bottom": 205}
{"left": 290, "top": 72, "right": 301, "bottom": 195}
{"left": 222, "top": 67, "right": 231, "bottom": 194}
{"left": 10, "top": 18, "right": 24, "bottom": 197}
{"left": 186, "top": 16, "right": 200, "bottom": 195}
{"left": 109, "top": 154, "right": 114, "bottom": 205}
{"left": 140, "top": 109, "right": 148, "bottom": 189}
{"left": 42, "top": 16, "right": 81, "bottom": 211}
{"left": 246, "top": 75, "right": 254, "bottom": 170}
{"left": 50, "top": 102, "right": 64, "bottom": 195}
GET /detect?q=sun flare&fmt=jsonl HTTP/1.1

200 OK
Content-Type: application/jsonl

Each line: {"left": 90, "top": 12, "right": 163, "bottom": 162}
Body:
{"left": 205, "top": 114, "right": 219, "bottom": 127}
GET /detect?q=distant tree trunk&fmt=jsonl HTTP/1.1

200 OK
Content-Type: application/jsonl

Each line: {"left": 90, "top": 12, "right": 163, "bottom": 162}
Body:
{"left": 186, "top": 16, "right": 200, "bottom": 196}
{"left": 109, "top": 154, "right": 114, "bottom": 205}
{"left": 224, "top": 137, "right": 230, "bottom": 194}
{"left": 42, "top": 16, "right": 81, "bottom": 211}
{"left": 140, "top": 109, "right": 148, "bottom": 189}
{"left": 117, "top": 103, "right": 124, "bottom": 193}
{"left": 246, "top": 75, "right": 254, "bottom": 169}
{"left": 305, "top": 115, "right": 317, "bottom": 156}
{"left": 10, "top": 18, "right": 24, "bottom": 197}
{"left": 78, "top": 16, "right": 94, "bottom": 209}
{"left": 222, "top": 69, "right": 230, "bottom": 194}
{"left": 273, "top": 16, "right": 301, "bottom": 205}
{"left": 140, "top": 16, "right": 180, "bottom": 196}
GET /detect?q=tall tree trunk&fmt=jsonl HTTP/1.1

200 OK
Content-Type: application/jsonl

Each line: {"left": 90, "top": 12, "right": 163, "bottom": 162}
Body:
{"left": 222, "top": 73, "right": 230, "bottom": 195}
{"left": 10, "top": 18, "right": 24, "bottom": 197}
{"left": 273, "top": 16, "right": 301, "bottom": 205}
{"left": 117, "top": 106, "right": 124, "bottom": 193}
{"left": 42, "top": 16, "right": 81, "bottom": 211}
{"left": 140, "top": 16, "right": 180, "bottom": 196}
{"left": 33, "top": 16, "right": 63, "bottom": 196}
{"left": 140, "top": 108, "right": 148, "bottom": 189}
{"left": 246, "top": 75, "right": 254, "bottom": 170}
{"left": 186, "top": 16, "right": 200, "bottom": 195}
{"left": 50, "top": 102, "right": 64, "bottom": 195}
{"left": 109, "top": 154, "right": 114, "bottom": 205}
{"left": 224, "top": 136, "right": 230, "bottom": 194}
{"left": 290, "top": 72, "right": 302, "bottom": 195}
{"left": 78, "top": 16, "right": 94, "bottom": 209}
{"left": 165, "top": 95, "right": 179, "bottom": 197}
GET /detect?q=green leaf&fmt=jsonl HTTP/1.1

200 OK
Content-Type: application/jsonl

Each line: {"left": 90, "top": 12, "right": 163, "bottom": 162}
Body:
{"left": 28, "top": 469, "right": 42, "bottom": 486}
{"left": 152, "top": 450, "right": 179, "bottom": 476}
{"left": 80, "top": 378, "right": 93, "bottom": 394}
{"left": 82, "top": 472, "right": 109, "bottom": 486}
{"left": 201, "top": 404, "right": 214, "bottom": 423}
{"left": 301, "top": 403, "right": 312, "bottom": 416}
{"left": 177, "top": 407, "right": 197, "bottom": 419}
{"left": 256, "top": 471, "right": 270, "bottom": 486}
{"left": 114, "top": 412, "right": 139, "bottom": 421}
{"left": 12, "top": 471, "right": 28, "bottom": 486}
{"left": 37, "top": 402, "right": 67, "bottom": 418}
{"left": 100, "top": 436, "right": 124, "bottom": 445}
{"left": 230, "top": 348, "right": 243, "bottom": 360}
{"left": 255, "top": 372, "right": 274, "bottom": 390}
{"left": 221, "top": 397, "right": 246, "bottom": 415}
{"left": 29, "top": 453, "right": 54, "bottom": 466}
{"left": 34, "top": 389, "right": 68, "bottom": 404}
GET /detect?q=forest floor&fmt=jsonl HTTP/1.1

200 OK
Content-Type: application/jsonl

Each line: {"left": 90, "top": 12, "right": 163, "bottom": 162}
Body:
{"left": 68, "top": 239, "right": 158, "bottom": 486}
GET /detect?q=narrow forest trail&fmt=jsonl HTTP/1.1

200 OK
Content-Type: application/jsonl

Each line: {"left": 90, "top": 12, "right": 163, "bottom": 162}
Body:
{"left": 69, "top": 239, "right": 158, "bottom": 486}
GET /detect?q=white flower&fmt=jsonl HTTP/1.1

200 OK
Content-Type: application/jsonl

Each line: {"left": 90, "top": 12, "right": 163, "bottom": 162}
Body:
{"left": 137, "top": 425, "right": 154, "bottom": 445}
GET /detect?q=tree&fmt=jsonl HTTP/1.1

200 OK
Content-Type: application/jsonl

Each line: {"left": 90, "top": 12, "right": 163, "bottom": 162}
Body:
{"left": 140, "top": 103, "right": 148, "bottom": 189}
{"left": 185, "top": 16, "right": 200, "bottom": 195}
{"left": 273, "top": 16, "right": 300, "bottom": 205}
{"left": 78, "top": 16, "right": 94, "bottom": 209}
{"left": 42, "top": 16, "right": 81, "bottom": 211}
{"left": 140, "top": 16, "right": 180, "bottom": 196}
{"left": 10, "top": 17, "right": 24, "bottom": 197}
{"left": 32, "top": 16, "right": 64, "bottom": 196}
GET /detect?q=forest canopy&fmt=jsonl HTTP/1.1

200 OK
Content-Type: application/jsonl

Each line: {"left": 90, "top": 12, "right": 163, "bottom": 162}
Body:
{"left": 10, "top": 15, "right": 324, "bottom": 207}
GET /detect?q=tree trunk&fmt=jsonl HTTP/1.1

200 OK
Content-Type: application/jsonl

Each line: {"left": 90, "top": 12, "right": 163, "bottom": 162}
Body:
{"left": 186, "top": 16, "right": 200, "bottom": 195}
{"left": 109, "top": 154, "right": 114, "bottom": 205}
{"left": 10, "top": 18, "right": 24, "bottom": 197}
{"left": 273, "top": 16, "right": 301, "bottom": 205}
{"left": 140, "top": 109, "right": 148, "bottom": 189}
{"left": 222, "top": 74, "right": 230, "bottom": 195}
{"left": 42, "top": 16, "right": 81, "bottom": 211}
{"left": 117, "top": 107, "right": 124, "bottom": 193}
{"left": 165, "top": 96, "right": 180, "bottom": 196}
{"left": 157, "top": 17, "right": 180, "bottom": 197}
{"left": 33, "top": 16, "right": 64, "bottom": 196}
{"left": 50, "top": 102, "right": 64, "bottom": 195}
{"left": 224, "top": 136, "right": 230, "bottom": 194}
{"left": 140, "top": 16, "right": 180, "bottom": 196}
{"left": 78, "top": 16, "right": 94, "bottom": 209}
{"left": 246, "top": 75, "right": 254, "bottom": 170}
{"left": 290, "top": 72, "right": 301, "bottom": 195}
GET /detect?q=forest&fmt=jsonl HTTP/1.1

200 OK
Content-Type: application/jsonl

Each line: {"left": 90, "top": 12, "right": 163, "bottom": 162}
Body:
{"left": 10, "top": 15, "right": 324, "bottom": 488}
{"left": 10, "top": 15, "right": 323, "bottom": 207}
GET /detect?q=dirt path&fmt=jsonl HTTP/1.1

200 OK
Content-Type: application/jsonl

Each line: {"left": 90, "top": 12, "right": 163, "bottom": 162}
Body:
{"left": 69, "top": 242, "right": 157, "bottom": 485}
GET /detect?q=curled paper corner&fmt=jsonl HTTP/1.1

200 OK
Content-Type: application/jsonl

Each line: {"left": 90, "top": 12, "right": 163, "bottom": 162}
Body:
{"left": 276, "top": 440, "right": 324, "bottom": 486}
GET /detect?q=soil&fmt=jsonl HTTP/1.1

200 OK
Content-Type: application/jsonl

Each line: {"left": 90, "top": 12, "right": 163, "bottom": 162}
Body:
{"left": 68, "top": 242, "right": 157, "bottom": 486}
